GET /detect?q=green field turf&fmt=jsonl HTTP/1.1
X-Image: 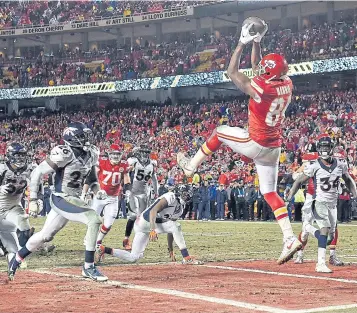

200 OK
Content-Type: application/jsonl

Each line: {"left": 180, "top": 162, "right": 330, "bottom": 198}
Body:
{"left": 1, "top": 218, "right": 357, "bottom": 268}
{"left": 2, "top": 218, "right": 357, "bottom": 313}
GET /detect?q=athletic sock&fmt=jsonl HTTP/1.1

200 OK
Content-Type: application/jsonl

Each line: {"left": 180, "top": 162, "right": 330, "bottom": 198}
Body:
{"left": 317, "top": 235, "right": 328, "bottom": 264}
{"left": 125, "top": 219, "right": 135, "bottom": 238}
{"left": 97, "top": 225, "right": 110, "bottom": 243}
{"left": 330, "top": 249, "right": 336, "bottom": 257}
{"left": 84, "top": 250, "right": 95, "bottom": 268}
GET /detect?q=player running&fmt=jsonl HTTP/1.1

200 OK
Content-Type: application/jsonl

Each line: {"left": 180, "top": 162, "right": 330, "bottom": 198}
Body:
{"left": 293, "top": 148, "right": 344, "bottom": 266}
{"left": 123, "top": 145, "right": 158, "bottom": 250}
{"left": 92, "top": 143, "right": 130, "bottom": 262}
{"left": 288, "top": 135, "right": 357, "bottom": 273}
{"left": 97, "top": 185, "right": 202, "bottom": 264}
{"left": 0, "top": 143, "right": 34, "bottom": 280}
{"left": 8, "top": 122, "right": 107, "bottom": 281}
{"left": 177, "top": 21, "right": 301, "bottom": 264}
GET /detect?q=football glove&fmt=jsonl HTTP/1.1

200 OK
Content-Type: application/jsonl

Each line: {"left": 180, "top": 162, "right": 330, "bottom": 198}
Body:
{"left": 96, "top": 189, "right": 107, "bottom": 200}
{"left": 0, "top": 184, "right": 13, "bottom": 195}
{"left": 253, "top": 20, "right": 268, "bottom": 43}
{"left": 29, "top": 199, "right": 40, "bottom": 217}
{"left": 239, "top": 23, "right": 260, "bottom": 45}
{"left": 149, "top": 229, "right": 158, "bottom": 242}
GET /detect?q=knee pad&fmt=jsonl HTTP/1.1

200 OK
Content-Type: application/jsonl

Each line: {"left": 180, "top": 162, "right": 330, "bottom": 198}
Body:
{"left": 263, "top": 192, "right": 285, "bottom": 211}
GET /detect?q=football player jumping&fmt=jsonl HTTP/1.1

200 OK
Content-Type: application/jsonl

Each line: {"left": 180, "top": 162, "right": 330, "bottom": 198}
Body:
{"left": 177, "top": 21, "right": 302, "bottom": 264}
{"left": 91, "top": 143, "right": 130, "bottom": 262}
{"left": 97, "top": 185, "right": 202, "bottom": 264}
{"left": 123, "top": 145, "right": 158, "bottom": 250}
{"left": 0, "top": 143, "right": 33, "bottom": 280}
{"left": 8, "top": 122, "right": 107, "bottom": 281}
{"left": 288, "top": 135, "right": 357, "bottom": 272}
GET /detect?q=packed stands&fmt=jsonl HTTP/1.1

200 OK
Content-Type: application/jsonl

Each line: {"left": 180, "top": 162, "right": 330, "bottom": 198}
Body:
{"left": 1, "top": 88, "right": 356, "bottom": 184}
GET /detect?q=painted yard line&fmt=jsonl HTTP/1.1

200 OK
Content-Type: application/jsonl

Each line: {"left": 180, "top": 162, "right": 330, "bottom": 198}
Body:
{"left": 290, "top": 303, "right": 357, "bottom": 313}
{"left": 202, "top": 264, "right": 357, "bottom": 285}
{"left": 31, "top": 269, "right": 294, "bottom": 313}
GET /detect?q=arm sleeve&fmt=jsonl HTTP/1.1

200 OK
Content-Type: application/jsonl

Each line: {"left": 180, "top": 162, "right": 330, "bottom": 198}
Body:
{"left": 29, "top": 161, "right": 55, "bottom": 199}
{"left": 152, "top": 173, "right": 158, "bottom": 194}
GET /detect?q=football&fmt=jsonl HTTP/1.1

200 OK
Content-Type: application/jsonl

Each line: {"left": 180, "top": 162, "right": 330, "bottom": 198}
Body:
{"left": 242, "top": 16, "right": 266, "bottom": 35}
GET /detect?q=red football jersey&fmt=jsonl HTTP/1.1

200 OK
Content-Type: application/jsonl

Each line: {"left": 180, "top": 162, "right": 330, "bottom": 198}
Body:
{"left": 249, "top": 75, "right": 293, "bottom": 147}
{"left": 98, "top": 158, "right": 129, "bottom": 196}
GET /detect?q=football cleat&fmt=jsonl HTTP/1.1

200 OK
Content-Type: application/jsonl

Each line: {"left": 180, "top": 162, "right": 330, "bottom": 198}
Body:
{"left": 123, "top": 238, "right": 132, "bottom": 251}
{"left": 7, "top": 254, "right": 21, "bottom": 281}
{"left": 294, "top": 253, "right": 304, "bottom": 264}
{"left": 82, "top": 265, "right": 108, "bottom": 282}
{"left": 329, "top": 255, "right": 345, "bottom": 266}
{"left": 315, "top": 262, "right": 333, "bottom": 273}
{"left": 177, "top": 152, "right": 195, "bottom": 177}
{"left": 277, "top": 236, "right": 302, "bottom": 265}
{"left": 182, "top": 257, "right": 204, "bottom": 265}
{"left": 95, "top": 245, "right": 105, "bottom": 264}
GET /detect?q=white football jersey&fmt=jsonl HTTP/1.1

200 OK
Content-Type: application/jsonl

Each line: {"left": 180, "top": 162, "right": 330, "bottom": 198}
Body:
{"left": 48, "top": 145, "right": 99, "bottom": 197}
{"left": 143, "top": 191, "right": 184, "bottom": 222}
{"left": 129, "top": 157, "right": 155, "bottom": 195}
{"left": 0, "top": 163, "right": 33, "bottom": 212}
{"left": 304, "top": 158, "right": 347, "bottom": 202}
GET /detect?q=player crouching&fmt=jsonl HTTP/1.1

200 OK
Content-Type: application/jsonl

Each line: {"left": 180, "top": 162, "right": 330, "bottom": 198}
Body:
{"left": 288, "top": 135, "right": 357, "bottom": 273}
{"left": 97, "top": 185, "right": 203, "bottom": 265}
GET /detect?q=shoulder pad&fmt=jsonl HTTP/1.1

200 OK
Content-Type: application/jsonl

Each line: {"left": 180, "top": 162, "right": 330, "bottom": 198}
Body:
{"left": 49, "top": 145, "right": 74, "bottom": 167}
{"left": 162, "top": 191, "right": 176, "bottom": 206}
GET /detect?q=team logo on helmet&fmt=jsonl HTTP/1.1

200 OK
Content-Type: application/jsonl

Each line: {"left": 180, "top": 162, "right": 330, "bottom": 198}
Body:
{"left": 264, "top": 60, "right": 276, "bottom": 69}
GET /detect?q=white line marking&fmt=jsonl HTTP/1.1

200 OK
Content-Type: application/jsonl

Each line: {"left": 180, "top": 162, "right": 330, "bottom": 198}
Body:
{"left": 31, "top": 269, "right": 291, "bottom": 313}
{"left": 202, "top": 265, "right": 357, "bottom": 285}
{"left": 290, "top": 303, "right": 357, "bottom": 313}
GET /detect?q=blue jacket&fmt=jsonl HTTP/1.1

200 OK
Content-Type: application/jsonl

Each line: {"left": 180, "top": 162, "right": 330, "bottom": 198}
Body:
{"left": 208, "top": 185, "right": 217, "bottom": 201}
{"left": 216, "top": 189, "right": 228, "bottom": 204}
{"left": 199, "top": 186, "right": 210, "bottom": 202}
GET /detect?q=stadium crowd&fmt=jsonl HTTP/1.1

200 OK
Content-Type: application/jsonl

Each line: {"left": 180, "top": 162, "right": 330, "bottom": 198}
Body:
{"left": 1, "top": 15, "right": 357, "bottom": 88}
{"left": 1, "top": 88, "right": 356, "bottom": 221}
{"left": 0, "top": 1, "right": 204, "bottom": 29}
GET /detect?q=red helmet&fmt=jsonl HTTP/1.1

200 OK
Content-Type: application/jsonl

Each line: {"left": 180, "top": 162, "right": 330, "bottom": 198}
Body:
{"left": 257, "top": 53, "right": 289, "bottom": 80}
{"left": 108, "top": 143, "right": 123, "bottom": 164}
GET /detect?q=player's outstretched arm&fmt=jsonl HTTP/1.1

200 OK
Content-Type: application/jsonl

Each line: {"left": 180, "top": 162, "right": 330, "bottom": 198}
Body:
{"left": 227, "top": 42, "right": 256, "bottom": 98}
{"left": 342, "top": 172, "right": 357, "bottom": 198}
{"left": 251, "top": 20, "right": 267, "bottom": 72}
{"left": 287, "top": 173, "right": 310, "bottom": 202}
{"left": 149, "top": 197, "right": 169, "bottom": 241}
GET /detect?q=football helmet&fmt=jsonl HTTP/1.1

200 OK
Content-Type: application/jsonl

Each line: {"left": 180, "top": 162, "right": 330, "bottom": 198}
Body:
{"left": 108, "top": 144, "right": 123, "bottom": 164}
{"left": 6, "top": 143, "right": 28, "bottom": 168}
{"left": 256, "top": 53, "right": 288, "bottom": 81}
{"left": 317, "top": 135, "right": 334, "bottom": 160}
{"left": 63, "top": 122, "right": 92, "bottom": 151}
{"left": 135, "top": 145, "right": 151, "bottom": 166}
